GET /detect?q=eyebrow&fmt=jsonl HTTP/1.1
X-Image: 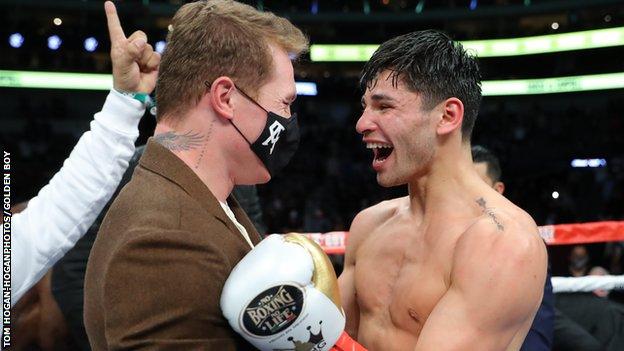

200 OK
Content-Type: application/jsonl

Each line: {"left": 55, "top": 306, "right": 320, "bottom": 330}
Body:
{"left": 361, "top": 93, "right": 396, "bottom": 106}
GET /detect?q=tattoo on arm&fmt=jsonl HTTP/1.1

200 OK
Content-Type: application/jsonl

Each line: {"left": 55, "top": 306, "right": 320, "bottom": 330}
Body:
{"left": 476, "top": 197, "right": 505, "bottom": 231}
{"left": 154, "top": 131, "right": 204, "bottom": 152}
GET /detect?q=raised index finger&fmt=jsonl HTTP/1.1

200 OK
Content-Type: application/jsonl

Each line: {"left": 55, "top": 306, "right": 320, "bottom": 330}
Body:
{"left": 105, "top": 1, "right": 126, "bottom": 43}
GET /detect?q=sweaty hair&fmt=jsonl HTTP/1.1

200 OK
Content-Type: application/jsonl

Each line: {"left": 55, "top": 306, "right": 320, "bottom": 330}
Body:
{"left": 156, "top": 0, "right": 308, "bottom": 122}
{"left": 471, "top": 145, "right": 502, "bottom": 183}
{"left": 360, "top": 30, "right": 482, "bottom": 140}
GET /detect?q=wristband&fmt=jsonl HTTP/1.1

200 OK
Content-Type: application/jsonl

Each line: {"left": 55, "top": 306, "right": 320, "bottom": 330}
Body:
{"left": 115, "top": 89, "right": 157, "bottom": 115}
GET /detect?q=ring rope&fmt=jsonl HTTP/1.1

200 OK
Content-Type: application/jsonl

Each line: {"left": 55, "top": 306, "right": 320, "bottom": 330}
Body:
{"left": 296, "top": 221, "right": 624, "bottom": 254}
{"left": 552, "top": 275, "right": 624, "bottom": 293}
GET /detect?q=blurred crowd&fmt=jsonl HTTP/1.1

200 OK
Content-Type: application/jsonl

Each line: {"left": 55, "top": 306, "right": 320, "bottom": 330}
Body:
{"left": 2, "top": 71, "right": 623, "bottom": 351}
{"left": 2, "top": 82, "right": 623, "bottom": 235}
{"left": 3, "top": 84, "right": 623, "bottom": 277}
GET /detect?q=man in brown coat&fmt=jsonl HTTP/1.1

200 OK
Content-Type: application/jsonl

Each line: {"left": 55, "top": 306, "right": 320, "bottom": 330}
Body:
{"left": 84, "top": 1, "right": 308, "bottom": 349}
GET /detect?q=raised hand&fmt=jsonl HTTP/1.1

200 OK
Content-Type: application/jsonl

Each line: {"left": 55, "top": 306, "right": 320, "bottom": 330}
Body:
{"left": 105, "top": 1, "right": 160, "bottom": 94}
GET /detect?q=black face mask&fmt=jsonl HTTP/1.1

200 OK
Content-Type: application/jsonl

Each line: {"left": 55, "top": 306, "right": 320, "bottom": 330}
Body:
{"left": 230, "top": 85, "right": 300, "bottom": 177}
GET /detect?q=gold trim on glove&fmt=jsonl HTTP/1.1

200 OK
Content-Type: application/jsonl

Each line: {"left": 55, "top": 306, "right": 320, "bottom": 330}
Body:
{"left": 284, "top": 233, "right": 343, "bottom": 314}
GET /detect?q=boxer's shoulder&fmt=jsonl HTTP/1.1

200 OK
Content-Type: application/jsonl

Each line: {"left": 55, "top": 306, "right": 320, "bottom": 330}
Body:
{"left": 351, "top": 197, "right": 404, "bottom": 230}
{"left": 347, "top": 197, "right": 407, "bottom": 253}
{"left": 449, "top": 210, "right": 547, "bottom": 317}
{"left": 455, "top": 206, "right": 545, "bottom": 270}
{"left": 469, "top": 193, "right": 538, "bottom": 234}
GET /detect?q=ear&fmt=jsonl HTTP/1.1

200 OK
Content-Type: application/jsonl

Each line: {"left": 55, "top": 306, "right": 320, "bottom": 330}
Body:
{"left": 494, "top": 181, "right": 505, "bottom": 195}
{"left": 436, "top": 97, "right": 464, "bottom": 136}
{"left": 208, "top": 76, "right": 236, "bottom": 121}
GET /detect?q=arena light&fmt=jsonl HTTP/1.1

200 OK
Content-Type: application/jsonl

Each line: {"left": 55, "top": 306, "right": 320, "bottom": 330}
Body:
{"left": 310, "top": 45, "right": 378, "bottom": 62}
{"left": 571, "top": 158, "right": 607, "bottom": 168}
{"left": 47, "top": 35, "right": 62, "bottom": 50}
{"left": 84, "top": 37, "right": 98, "bottom": 52}
{"left": 9, "top": 33, "right": 24, "bottom": 48}
{"left": 155, "top": 40, "right": 166, "bottom": 54}
{"left": 0, "top": 70, "right": 320, "bottom": 96}
{"left": 295, "top": 82, "right": 318, "bottom": 96}
{"left": 1, "top": 70, "right": 623, "bottom": 96}
{"left": 481, "top": 72, "right": 624, "bottom": 96}
{"left": 310, "top": 26, "right": 624, "bottom": 61}
{"left": 415, "top": 0, "right": 425, "bottom": 14}
{"left": 552, "top": 191, "right": 560, "bottom": 199}
{"left": 310, "top": 0, "right": 318, "bottom": 15}
{"left": 0, "top": 70, "right": 112, "bottom": 90}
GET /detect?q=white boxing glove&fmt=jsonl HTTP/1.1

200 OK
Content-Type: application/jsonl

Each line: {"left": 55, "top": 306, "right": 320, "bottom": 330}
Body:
{"left": 220, "top": 233, "right": 345, "bottom": 351}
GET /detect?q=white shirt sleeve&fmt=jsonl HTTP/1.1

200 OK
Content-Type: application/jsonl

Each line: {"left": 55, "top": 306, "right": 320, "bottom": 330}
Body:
{"left": 10, "top": 90, "right": 145, "bottom": 306}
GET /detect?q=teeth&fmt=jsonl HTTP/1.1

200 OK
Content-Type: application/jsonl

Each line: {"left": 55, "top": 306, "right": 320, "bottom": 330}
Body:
{"left": 366, "top": 142, "right": 393, "bottom": 149}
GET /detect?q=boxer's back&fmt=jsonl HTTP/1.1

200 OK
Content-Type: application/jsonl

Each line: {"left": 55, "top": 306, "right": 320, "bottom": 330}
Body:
{"left": 345, "top": 189, "right": 543, "bottom": 351}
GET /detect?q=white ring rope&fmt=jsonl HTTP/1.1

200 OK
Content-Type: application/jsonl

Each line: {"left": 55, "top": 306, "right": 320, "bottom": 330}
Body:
{"left": 551, "top": 275, "right": 624, "bottom": 293}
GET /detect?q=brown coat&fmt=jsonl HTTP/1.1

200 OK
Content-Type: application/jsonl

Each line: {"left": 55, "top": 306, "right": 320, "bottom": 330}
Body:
{"left": 84, "top": 139, "right": 262, "bottom": 350}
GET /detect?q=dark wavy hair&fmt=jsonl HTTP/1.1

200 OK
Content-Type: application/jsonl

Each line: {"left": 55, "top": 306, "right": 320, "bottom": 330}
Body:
{"left": 360, "top": 30, "right": 482, "bottom": 141}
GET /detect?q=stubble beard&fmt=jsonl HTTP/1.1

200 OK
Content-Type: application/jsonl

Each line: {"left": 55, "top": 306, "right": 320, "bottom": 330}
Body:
{"left": 378, "top": 134, "right": 435, "bottom": 187}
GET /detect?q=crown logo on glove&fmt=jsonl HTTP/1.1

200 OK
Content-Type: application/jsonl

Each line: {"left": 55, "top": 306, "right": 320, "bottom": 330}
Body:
{"left": 273, "top": 321, "right": 326, "bottom": 351}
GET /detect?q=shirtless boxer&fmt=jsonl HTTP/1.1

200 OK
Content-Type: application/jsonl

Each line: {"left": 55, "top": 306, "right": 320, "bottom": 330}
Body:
{"left": 338, "top": 30, "right": 548, "bottom": 351}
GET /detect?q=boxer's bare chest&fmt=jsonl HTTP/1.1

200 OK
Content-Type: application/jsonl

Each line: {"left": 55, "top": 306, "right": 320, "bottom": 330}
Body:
{"left": 354, "top": 214, "right": 469, "bottom": 342}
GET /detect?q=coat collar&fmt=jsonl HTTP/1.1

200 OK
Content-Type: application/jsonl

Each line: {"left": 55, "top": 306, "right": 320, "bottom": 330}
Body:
{"left": 139, "top": 138, "right": 262, "bottom": 245}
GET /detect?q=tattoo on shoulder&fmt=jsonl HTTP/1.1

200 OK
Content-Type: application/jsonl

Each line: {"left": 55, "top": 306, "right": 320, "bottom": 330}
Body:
{"left": 154, "top": 131, "right": 204, "bottom": 152}
{"left": 476, "top": 197, "right": 505, "bottom": 231}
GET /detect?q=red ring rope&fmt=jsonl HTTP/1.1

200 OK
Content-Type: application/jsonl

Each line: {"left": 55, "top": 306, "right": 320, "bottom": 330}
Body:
{"left": 297, "top": 221, "right": 624, "bottom": 254}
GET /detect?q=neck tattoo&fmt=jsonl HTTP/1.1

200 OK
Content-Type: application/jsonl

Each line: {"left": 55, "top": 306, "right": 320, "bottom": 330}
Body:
{"left": 154, "top": 131, "right": 204, "bottom": 152}
{"left": 194, "top": 121, "right": 214, "bottom": 169}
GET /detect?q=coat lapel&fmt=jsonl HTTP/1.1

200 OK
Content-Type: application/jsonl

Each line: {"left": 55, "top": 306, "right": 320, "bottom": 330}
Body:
{"left": 139, "top": 139, "right": 262, "bottom": 247}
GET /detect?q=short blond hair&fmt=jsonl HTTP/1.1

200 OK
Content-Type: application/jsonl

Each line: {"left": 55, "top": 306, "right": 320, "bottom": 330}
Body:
{"left": 156, "top": 0, "right": 308, "bottom": 122}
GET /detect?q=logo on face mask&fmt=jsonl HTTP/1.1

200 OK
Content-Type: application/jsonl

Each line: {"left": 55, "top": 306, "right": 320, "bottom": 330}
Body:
{"left": 262, "top": 121, "right": 286, "bottom": 154}
{"left": 227, "top": 83, "right": 300, "bottom": 176}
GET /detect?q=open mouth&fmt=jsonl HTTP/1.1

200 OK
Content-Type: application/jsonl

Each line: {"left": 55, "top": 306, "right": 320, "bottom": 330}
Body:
{"left": 366, "top": 142, "right": 394, "bottom": 162}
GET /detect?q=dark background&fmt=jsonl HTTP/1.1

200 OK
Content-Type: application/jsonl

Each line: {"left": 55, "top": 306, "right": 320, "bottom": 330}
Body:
{"left": 1, "top": 0, "right": 623, "bottom": 277}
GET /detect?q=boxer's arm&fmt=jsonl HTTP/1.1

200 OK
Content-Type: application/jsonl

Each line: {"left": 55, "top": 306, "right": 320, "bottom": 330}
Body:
{"left": 338, "top": 206, "right": 378, "bottom": 339}
{"left": 99, "top": 229, "right": 239, "bottom": 350}
{"left": 339, "top": 262, "right": 359, "bottom": 338}
{"left": 414, "top": 219, "right": 547, "bottom": 351}
{"left": 339, "top": 210, "right": 371, "bottom": 339}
